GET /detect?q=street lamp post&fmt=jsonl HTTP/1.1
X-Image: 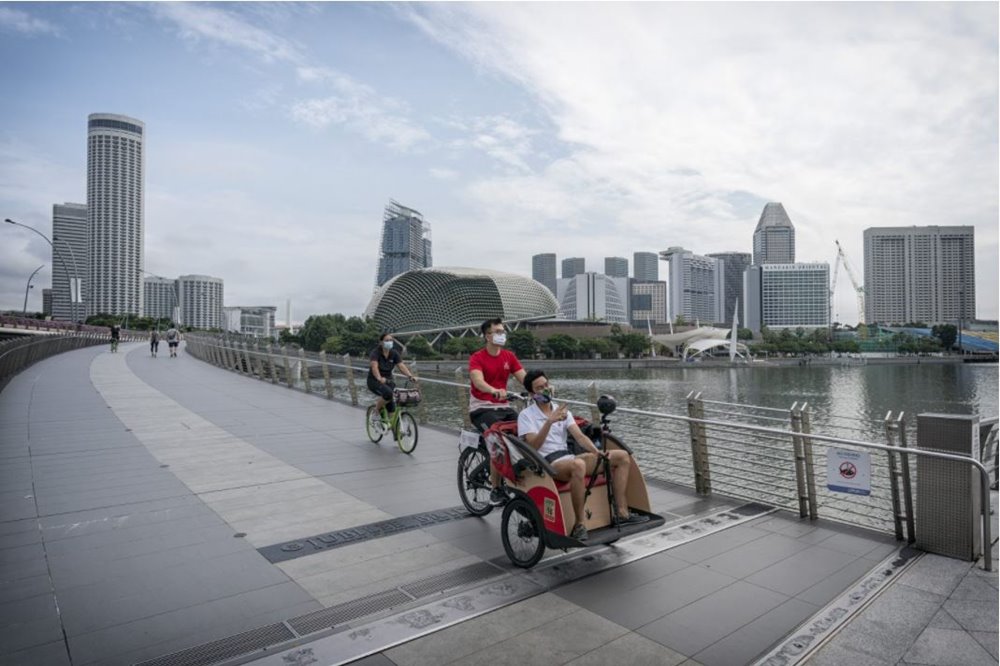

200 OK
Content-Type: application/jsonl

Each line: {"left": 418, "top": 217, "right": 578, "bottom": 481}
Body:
{"left": 23, "top": 264, "right": 44, "bottom": 314}
{"left": 5, "top": 218, "right": 79, "bottom": 324}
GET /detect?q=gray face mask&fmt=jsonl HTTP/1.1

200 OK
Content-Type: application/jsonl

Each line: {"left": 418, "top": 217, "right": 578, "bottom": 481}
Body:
{"left": 492, "top": 333, "right": 507, "bottom": 346}
{"left": 382, "top": 340, "right": 394, "bottom": 350}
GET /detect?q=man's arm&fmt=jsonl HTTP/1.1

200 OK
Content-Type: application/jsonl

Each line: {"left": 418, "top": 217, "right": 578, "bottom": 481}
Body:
{"left": 522, "top": 405, "right": 568, "bottom": 450}
{"left": 568, "top": 422, "right": 601, "bottom": 455}
{"left": 470, "top": 368, "right": 505, "bottom": 398}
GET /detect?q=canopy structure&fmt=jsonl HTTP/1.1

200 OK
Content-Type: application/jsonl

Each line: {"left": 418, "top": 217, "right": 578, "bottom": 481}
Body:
{"left": 649, "top": 327, "right": 731, "bottom": 353}
{"left": 682, "top": 337, "right": 750, "bottom": 361}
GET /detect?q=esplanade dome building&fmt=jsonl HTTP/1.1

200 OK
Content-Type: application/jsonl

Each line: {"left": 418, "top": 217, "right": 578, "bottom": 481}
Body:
{"left": 364, "top": 267, "right": 559, "bottom": 335}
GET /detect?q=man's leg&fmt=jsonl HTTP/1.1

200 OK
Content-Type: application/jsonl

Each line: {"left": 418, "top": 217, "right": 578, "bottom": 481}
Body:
{"left": 608, "top": 450, "right": 632, "bottom": 517}
{"left": 552, "top": 458, "right": 587, "bottom": 533}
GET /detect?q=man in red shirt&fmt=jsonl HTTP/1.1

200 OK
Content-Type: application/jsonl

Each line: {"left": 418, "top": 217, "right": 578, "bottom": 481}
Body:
{"left": 469, "top": 318, "right": 527, "bottom": 504}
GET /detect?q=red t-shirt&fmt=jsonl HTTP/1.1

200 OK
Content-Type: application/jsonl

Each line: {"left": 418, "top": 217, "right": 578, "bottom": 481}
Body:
{"left": 468, "top": 348, "right": 523, "bottom": 406}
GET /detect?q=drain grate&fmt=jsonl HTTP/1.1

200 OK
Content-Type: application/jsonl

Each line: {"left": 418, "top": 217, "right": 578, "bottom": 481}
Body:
{"left": 287, "top": 588, "right": 413, "bottom": 636}
{"left": 400, "top": 561, "right": 504, "bottom": 599}
{"left": 258, "top": 506, "right": 472, "bottom": 564}
{"left": 133, "top": 622, "right": 294, "bottom": 666}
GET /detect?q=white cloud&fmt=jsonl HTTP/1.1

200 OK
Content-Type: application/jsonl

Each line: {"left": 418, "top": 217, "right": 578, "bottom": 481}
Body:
{"left": 429, "top": 167, "right": 459, "bottom": 181}
{"left": 407, "top": 3, "right": 999, "bottom": 320}
{"left": 0, "top": 7, "right": 60, "bottom": 36}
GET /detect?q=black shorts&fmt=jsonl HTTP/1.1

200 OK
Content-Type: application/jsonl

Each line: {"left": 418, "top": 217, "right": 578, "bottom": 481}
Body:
{"left": 469, "top": 407, "right": 518, "bottom": 432}
{"left": 168, "top": 341, "right": 178, "bottom": 347}
{"left": 367, "top": 375, "right": 395, "bottom": 403}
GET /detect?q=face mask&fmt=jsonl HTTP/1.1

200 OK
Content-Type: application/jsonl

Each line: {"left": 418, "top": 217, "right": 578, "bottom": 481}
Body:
{"left": 382, "top": 340, "right": 394, "bottom": 350}
{"left": 532, "top": 392, "right": 551, "bottom": 405}
{"left": 492, "top": 333, "right": 507, "bottom": 346}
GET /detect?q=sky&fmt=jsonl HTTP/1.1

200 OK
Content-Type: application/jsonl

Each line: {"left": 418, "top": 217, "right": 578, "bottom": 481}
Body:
{"left": 1, "top": 2, "right": 997, "bottom": 326}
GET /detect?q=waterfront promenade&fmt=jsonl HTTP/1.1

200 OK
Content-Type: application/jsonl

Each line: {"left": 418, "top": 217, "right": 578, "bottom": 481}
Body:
{"left": 0, "top": 342, "right": 995, "bottom": 666}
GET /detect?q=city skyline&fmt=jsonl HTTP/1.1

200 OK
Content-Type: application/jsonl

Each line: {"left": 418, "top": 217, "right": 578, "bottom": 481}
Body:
{"left": 1, "top": 3, "right": 996, "bottom": 324}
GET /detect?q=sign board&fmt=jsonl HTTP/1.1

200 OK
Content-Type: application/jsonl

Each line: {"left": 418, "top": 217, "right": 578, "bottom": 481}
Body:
{"left": 827, "top": 448, "right": 871, "bottom": 496}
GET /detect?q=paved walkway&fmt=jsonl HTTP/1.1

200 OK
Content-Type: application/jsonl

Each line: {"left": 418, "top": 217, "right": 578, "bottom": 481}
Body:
{"left": 0, "top": 342, "right": 994, "bottom": 666}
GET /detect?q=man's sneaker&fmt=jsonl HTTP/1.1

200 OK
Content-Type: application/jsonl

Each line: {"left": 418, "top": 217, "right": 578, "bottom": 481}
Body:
{"left": 570, "top": 523, "right": 588, "bottom": 540}
{"left": 489, "top": 487, "right": 507, "bottom": 506}
{"left": 615, "top": 511, "right": 650, "bottom": 525}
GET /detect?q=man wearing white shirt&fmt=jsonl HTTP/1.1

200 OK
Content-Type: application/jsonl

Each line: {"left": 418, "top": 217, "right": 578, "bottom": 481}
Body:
{"left": 517, "top": 369, "right": 647, "bottom": 540}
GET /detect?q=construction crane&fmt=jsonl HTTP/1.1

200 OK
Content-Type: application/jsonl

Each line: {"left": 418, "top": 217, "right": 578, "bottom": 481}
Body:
{"left": 831, "top": 240, "right": 866, "bottom": 334}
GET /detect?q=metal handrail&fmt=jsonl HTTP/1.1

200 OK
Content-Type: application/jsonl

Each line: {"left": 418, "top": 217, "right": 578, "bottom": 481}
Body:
{"left": 186, "top": 335, "right": 995, "bottom": 570}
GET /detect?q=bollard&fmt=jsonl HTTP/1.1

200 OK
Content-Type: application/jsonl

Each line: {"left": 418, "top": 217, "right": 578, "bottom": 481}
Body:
{"left": 897, "top": 413, "right": 915, "bottom": 543}
{"left": 343, "top": 354, "right": 358, "bottom": 405}
{"left": 884, "top": 411, "right": 905, "bottom": 541}
{"left": 319, "top": 351, "right": 334, "bottom": 399}
{"left": 266, "top": 344, "right": 278, "bottom": 384}
{"left": 252, "top": 343, "right": 264, "bottom": 379}
{"left": 241, "top": 343, "right": 253, "bottom": 376}
{"left": 685, "top": 392, "right": 710, "bottom": 495}
{"left": 456, "top": 368, "right": 471, "bottom": 428}
{"left": 282, "top": 347, "right": 293, "bottom": 389}
{"left": 299, "top": 348, "right": 312, "bottom": 393}
{"left": 800, "top": 404, "right": 818, "bottom": 520}
{"left": 790, "top": 403, "right": 809, "bottom": 519}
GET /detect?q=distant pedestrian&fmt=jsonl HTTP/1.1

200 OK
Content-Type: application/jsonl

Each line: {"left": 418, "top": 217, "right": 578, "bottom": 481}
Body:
{"left": 165, "top": 327, "right": 180, "bottom": 358}
{"left": 110, "top": 324, "right": 121, "bottom": 353}
{"left": 150, "top": 330, "right": 160, "bottom": 357}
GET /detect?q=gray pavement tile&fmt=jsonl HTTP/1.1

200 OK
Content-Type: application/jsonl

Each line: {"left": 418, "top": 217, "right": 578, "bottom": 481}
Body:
{"left": 0, "top": 640, "right": 71, "bottom": 666}
{"left": 0, "top": 607, "right": 64, "bottom": 654}
{"left": 970, "top": 631, "right": 999, "bottom": 660}
{"left": 38, "top": 494, "right": 205, "bottom": 536}
{"left": 0, "top": 554, "right": 48, "bottom": 581}
{"left": 795, "top": 556, "right": 877, "bottom": 607}
{"left": 807, "top": 641, "right": 894, "bottom": 666}
{"left": 0, "top": 519, "right": 37, "bottom": 538}
{"left": 566, "top": 631, "right": 688, "bottom": 666}
{"left": 0, "top": 499, "right": 37, "bottom": 523}
{"left": 899, "top": 555, "right": 974, "bottom": 597}
{"left": 449, "top": 608, "right": 630, "bottom": 666}
{"left": 663, "top": 525, "right": 772, "bottom": 565}
{"left": 43, "top": 511, "right": 229, "bottom": 557}
{"left": 0, "top": 542, "right": 45, "bottom": 566}
{"left": 557, "top": 552, "right": 690, "bottom": 606}
{"left": 950, "top": 573, "right": 999, "bottom": 601}
{"left": 927, "top": 608, "right": 963, "bottom": 630}
{"left": 691, "top": 597, "right": 818, "bottom": 666}
{"left": 862, "top": 541, "right": 902, "bottom": 562}
{"left": 576, "top": 564, "right": 735, "bottom": 630}
{"left": 0, "top": 573, "right": 51, "bottom": 605}
{"left": 347, "top": 654, "right": 399, "bottom": 666}
{"left": 0, "top": 592, "right": 57, "bottom": 625}
{"left": 635, "top": 580, "right": 788, "bottom": 656}
{"left": 749, "top": 514, "right": 821, "bottom": 538}
{"left": 744, "top": 545, "right": 857, "bottom": 596}
{"left": 942, "top": 598, "right": 998, "bottom": 632}
{"left": 902, "top": 627, "right": 996, "bottom": 665}
{"left": 697, "top": 533, "right": 808, "bottom": 579}
{"left": 0, "top": 529, "right": 42, "bottom": 551}
{"left": 811, "top": 530, "right": 896, "bottom": 557}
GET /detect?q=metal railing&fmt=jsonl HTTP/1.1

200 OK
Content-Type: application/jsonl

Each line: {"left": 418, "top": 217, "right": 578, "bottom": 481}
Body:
{"left": 0, "top": 332, "right": 108, "bottom": 393}
{"left": 184, "top": 334, "right": 995, "bottom": 570}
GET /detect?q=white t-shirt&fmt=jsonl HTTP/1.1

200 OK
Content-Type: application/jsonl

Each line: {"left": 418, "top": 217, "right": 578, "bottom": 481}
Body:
{"left": 517, "top": 401, "right": 574, "bottom": 460}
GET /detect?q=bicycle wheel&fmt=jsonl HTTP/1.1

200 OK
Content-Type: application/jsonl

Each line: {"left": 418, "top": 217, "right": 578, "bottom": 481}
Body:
{"left": 365, "top": 406, "right": 384, "bottom": 443}
{"left": 501, "top": 497, "right": 545, "bottom": 568}
{"left": 457, "top": 445, "right": 494, "bottom": 516}
{"left": 396, "top": 412, "right": 418, "bottom": 454}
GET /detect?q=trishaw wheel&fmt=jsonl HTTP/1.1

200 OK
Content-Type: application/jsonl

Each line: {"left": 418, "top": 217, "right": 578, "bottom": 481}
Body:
{"left": 365, "top": 406, "right": 384, "bottom": 443}
{"left": 501, "top": 497, "right": 545, "bottom": 568}
{"left": 457, "top": 446, "right": 493, "bottom": 516}
{"left": 396, "top": 412, "right": 418, "bottom": 454}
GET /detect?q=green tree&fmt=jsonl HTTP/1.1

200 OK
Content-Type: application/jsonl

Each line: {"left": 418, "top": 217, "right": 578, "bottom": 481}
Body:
{"left": 300, "top": 314, "right": 345, "bottom": 351}
{"left": 544, "top": 334, "right": 578, "bottom": 359}
{"left": 931, "top": 324, "right": 957, "bottom": 350}
{"left": 579, "top": 337, "right": 612, "bottom": 358}
{"left": 507, "top": 329, "right": 538, "bottom": 358}
{"left": 737, "top": 327, "right": 753, "bottom": 340}
{"left": 403, "top": 335, "right": 438, "bottom": 359}
{"left": 616, "top": 332, "right": 650, "bottom": 358}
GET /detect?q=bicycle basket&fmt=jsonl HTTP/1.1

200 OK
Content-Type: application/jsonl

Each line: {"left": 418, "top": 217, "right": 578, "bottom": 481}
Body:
{"left": 394, "top": 387, "right": 421, "bottom": 405}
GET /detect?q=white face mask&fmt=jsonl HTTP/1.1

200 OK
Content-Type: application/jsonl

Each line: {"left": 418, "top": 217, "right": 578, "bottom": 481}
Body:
{"left": 382, "top": 340, "right": 394, "bottom": 350}
{"left": 492, "top": 332, "right": 507, "bottom": 346}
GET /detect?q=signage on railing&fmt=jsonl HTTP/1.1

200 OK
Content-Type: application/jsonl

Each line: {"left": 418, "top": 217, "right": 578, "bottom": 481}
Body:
{"left": 827, "top": 448, "right": 871, "bottom": 495}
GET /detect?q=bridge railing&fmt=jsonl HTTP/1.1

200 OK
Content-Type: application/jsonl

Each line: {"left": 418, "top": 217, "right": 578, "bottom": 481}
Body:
{"left": 184, "top": 335, "right": 994, "bottom": 570}
{"left": 0, "top": 332, "right": 107, "bottom": 393}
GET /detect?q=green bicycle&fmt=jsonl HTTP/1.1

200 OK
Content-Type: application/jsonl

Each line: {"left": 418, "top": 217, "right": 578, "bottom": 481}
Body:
{"left": 365, "top": 385, "right": 420, "bottom": 454}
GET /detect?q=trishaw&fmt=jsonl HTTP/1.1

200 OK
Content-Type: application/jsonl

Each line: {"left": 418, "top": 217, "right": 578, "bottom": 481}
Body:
{"left": 457, "top": 395, "right": 665, "bottom": 568}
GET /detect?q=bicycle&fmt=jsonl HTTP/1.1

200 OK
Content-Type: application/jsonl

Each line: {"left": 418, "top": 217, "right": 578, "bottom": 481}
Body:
{"left": 457, "top": 393, "right": 527, "bottom": 516}
{"left": 110, "top": 338, "right": 119, "bottom": 353}
{"left": 365, "top": 382, "right": 420, "bottom": 454}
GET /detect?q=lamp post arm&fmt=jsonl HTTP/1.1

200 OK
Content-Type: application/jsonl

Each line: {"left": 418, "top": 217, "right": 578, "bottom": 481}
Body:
{"left": 23, "top": 264, "right": 44, "bottom": 315}
{"left": 5, "top": 219, "right": 77, "bottom": 323}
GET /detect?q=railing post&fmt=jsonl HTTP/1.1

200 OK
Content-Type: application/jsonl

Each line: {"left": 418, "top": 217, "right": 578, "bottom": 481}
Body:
{"left": 252, "top": 343, "right": 264, "bottom": 379}
{"left": 790, "top": 402, "right": 809, "bottom": 518}
{"left": 343, "top": 354, "right": 358, "bottom": 405}
{"left": 282, "top": 347, "right": 292, "bottom": 389}
{"left": 884, "top": 411, "right": 905, "bottom": 541}
{"left": 319, "top": 351, "right": 334, "bottom": 399}
{"left": 241, "top": 342, "right": 253, "bottom": 375}
{"left": 686, "top": 391, "right": 710, "bottom": 495}
{"left": 456, "top": 368, "right": 471, "bottom": 428}
{"left": 266, "top": 344, "right": 278, "bottom": 384}
{"left": 897, "top": 413, "right": 915, "bottom": 543}
{"left": 299, "top": 348, "right": 312, "bottom": 393}
{"left": 223, "top": 339, "right": 235, "bottom": 371}
{"left": 587, "top": 381, "right": 600, "bottom": 425}
{"left": 800, "top": 404, "right": 818, "bottom": 520}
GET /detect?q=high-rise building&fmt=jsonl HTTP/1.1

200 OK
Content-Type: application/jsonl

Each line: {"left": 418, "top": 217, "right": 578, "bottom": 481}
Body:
{"left": 42, "top": 289, "right": 52, "bottom": 316}
{"left": 744, "top": 263, "right": 830, "bottom": 333}
{"left": 562, "top": 257, "right": 585, "bottom": 279}
{"left": 753, "top": 202, "right": 795, "bottom": 265}
{"left": 87, "top": 113, "right": 145, "bottom": 317}
{"left": 177, "top": 274, "right": 224, "bottom": 330}
{"left": 51, "top": 202, "right": 87, "bottom": 322}
{"left": 707, "top": 251, "right": 752, "bottom": 323}
{"left": 630, "top": 281, "right": 668, "bottom": 327}
{"left": 863, "top": 226, "right": 975, "bottom": 325}
{"left": 532, "top": 253, "right": 557, "bottom": 295}
{"left": 633, "top": 252, "right": 659, "bottom": 282}
{"left": 660, "top": 247, "right": 724, "bottom": 324}
{"left": 556, "top": 273, "right": 630, "bottom": 323}
{"left": 375, "top": 200, "right": 431, "bottom": 286}
{"left": 604, "top": 256, "right": 628, "bottom": 278}
{"left": 144, "top": 276, "right": 178, "bottom": 322}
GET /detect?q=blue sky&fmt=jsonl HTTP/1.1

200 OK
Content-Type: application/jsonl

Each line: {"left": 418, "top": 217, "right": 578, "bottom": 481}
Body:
{"left": 1, "top": 2, "right": 997, "bottom": 324}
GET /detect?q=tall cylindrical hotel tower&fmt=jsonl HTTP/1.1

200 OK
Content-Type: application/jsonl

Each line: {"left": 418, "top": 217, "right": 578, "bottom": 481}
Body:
{"left": 87, "top": 113, "right": 145, "bottom": 317}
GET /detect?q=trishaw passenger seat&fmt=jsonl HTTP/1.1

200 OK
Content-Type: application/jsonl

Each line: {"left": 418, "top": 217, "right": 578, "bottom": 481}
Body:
{"left": 554, "top": 473, "right": 607, "bottom": 494}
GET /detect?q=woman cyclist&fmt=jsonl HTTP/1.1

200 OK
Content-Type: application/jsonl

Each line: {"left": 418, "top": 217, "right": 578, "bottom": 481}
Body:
{"left": 367, "top": 332, "right": 418, "bottom": 419}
